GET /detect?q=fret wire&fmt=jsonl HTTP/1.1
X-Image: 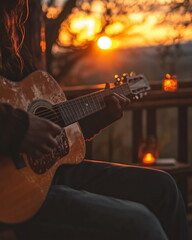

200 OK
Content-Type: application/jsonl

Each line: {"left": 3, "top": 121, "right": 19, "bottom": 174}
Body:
{"left": 62, "top": 103, "right": 73, "bottom": 125}
{"left": 96, "top": 92, "right": 103, "bottom": 106}
{"left": 79, "top": 97, "right": 87, "bottom": 117}
{"left": 80, "top": 97, "right": 88, "bottom": 118}
{"left": 63, "top": 100, "right": 80, "bottom": 125}
{"left": 72, "top": 98, "right": 82, "bottom": 120}
{"left": 52, "top": 105, "right": 63, "bottom": 124}
{"left": 69, "top": 99, "right": 77, "bottom": 121}
{"left": 58, "top": 99, "right": 82, "bottom": 125}
{"left": 75, "top": 98, "right": 84, "bottom": 120}
{"left": 99, "top": 91, "right": 106, "bottom": 108}
{"left": 91, "top": 94, "right": 97, "bottom": 111}
{"left": 84, "top": 95, "right": 92, "bottom": 114}
{"left": 57, "top": 83, "right": 132, "bottom": 127}
{"left": 81, "top": 96, "right": 87, "bottom": 115}
{"left": 94, "top": 94, "right": 102, "bottom": 110}
{"left": 83, "top": 95, "right": 89, "bottom": 112}
{"left": 58, "top": 104, "right": 66, "bottom": 124}
{"left": 88, "top": 96, "right": 95, "bottom": 113}
{"left": 88, "top": 95, "right": 96, "bottom": 113}
{"left": 61, "top": 102, "right": 72, "bottom": 125}
{"left": 59, "top": 103, "right": 70, "bottom": 126}
{"left": 84, "top": 93, "right": 102, "bottom": 114}
{"left": 66, "top": 101, "right": 76, "bottom": 123}
{"left": 92, "top": 94, "right": 101, "bottom": 111}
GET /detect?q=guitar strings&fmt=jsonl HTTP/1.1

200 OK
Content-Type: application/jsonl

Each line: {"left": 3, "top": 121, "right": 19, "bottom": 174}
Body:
{"left": 32, "top": 92, "right": 103, "bottom": 121}
{"left": 34, "top": 100, "right": 90, "bottom": 125}
{"left": 32, "top": 86, "right": 121, "bottom": 118}
{"left": 31, "top": 85, "right": 129, "bottom": 124}
{"left": 34, "top": 85, "right": 124, "bottom": 118}
{"left": 35, "top": 94, "right": 105, "bottom": 121}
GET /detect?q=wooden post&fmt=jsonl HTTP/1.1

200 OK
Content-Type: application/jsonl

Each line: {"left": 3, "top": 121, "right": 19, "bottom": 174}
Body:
{"left": 177, "top": 106, "right": 189, "bottom": 209}
{"left": 146, "top": 109, "right": 156, "bottom": 137}
{"left": 178, "top": 106, "right": 188, "bottom": 163}
{"left": 132, "top": 110, "right": 143, "bottom": 163}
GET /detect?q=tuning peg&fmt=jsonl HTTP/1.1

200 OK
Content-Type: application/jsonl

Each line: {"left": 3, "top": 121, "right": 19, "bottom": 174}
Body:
{"left": 130, "top": 72, "right": 136, "bottom": 77}
{"left": 114, "top": 74, "right": 122, "bottom": 85}
{"left": 121, "top": 73, "right": 128, "bottom": 83}
{"left": 132, "top": 95, "right": 139, "bottom": 100}
{"left": 135, "top": 95, "right": 139, "bottom": 100}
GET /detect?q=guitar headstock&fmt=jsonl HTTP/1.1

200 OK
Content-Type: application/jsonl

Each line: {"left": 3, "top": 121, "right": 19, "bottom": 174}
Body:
{"left": 114, "top": 72, "right": 151, "bottom": 100}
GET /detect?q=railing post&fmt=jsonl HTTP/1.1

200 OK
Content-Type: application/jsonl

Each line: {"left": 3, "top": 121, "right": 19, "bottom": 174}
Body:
{"left": 146, "top": 109, "right": 156, "bottom": 137}
{"left": 178, "top": 106, "right": 188, "bottom": 163}
{"left": 132, "top": 110, "right": 143, "bottom": 163}
{"left": 177, "top": 106, "right": 189, "bottom": 208}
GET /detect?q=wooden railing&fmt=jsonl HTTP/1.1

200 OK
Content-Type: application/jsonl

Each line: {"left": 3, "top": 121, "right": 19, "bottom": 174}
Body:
{"left": 63, "top": 81, "right": 192, "bottom": 164}
{"left": 129, "top": 81, "right": 192, "bottom": 164}
{"left": 63, "top": 81, "right": 192, "bottom": 209}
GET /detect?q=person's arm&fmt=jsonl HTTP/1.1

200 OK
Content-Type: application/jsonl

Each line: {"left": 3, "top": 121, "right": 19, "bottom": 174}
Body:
{"left": 79, "top": 93, "right": 130, "bottom": 140}
{"left": 0, "top": 103, "right": 61, "bottom": 158}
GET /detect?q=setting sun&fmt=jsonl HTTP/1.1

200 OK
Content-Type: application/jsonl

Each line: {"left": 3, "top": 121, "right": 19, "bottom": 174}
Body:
{"left": 54, "top": 0, "right": 192, "bottom": 49}
{"left": 97, "top": 36, "right": 112, "bottom": 50}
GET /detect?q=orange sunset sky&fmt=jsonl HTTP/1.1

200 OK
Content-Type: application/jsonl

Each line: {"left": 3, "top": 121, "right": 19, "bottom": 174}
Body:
{"left": 44, "top": 0, "right": 192, "bottom": 49}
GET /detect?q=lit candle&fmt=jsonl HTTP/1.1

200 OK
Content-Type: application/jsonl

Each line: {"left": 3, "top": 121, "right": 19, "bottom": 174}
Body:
{"left": 138, "top": 136, "right": 159, "bottom": 165}
{"left": 142, "top": 153, "right": 156, "bottom": 164}
{"left": 162, "top": 74, "right": 178, "bottom": 92}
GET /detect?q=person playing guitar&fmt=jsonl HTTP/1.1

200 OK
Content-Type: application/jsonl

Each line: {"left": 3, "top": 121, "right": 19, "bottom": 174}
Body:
{"left": 0, "top": 1, "right": 189, "bottom": 240}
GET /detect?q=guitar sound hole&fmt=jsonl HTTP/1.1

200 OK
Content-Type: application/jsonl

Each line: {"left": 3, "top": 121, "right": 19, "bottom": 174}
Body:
{"left": 34, "top": 106, "right": 59, "bottom": 124}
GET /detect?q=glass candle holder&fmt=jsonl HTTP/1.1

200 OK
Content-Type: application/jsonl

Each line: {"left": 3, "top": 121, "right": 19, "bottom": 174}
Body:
{"left": 138, "top": 136, "right": 159, "bottom": 165}
{"left": 162, "top": 74, "right": 178, "bottom": 92}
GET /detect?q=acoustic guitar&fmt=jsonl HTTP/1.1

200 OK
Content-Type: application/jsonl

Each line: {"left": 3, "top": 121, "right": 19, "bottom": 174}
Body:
{"left": 0, "top": 71, "right": 150, "bottom": 224}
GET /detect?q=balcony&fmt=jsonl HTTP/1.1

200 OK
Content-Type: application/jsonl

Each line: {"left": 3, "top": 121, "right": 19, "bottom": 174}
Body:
{"left": 63, "top": 80, "right": 192, "bottom": 210}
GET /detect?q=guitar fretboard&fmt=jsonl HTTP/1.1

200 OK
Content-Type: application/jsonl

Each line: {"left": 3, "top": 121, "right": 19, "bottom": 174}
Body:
{"left": 56, "top": 83, "right": 130, "bottom": 127}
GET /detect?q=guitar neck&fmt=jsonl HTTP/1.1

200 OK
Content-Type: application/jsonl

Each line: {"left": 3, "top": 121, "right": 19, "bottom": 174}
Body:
{"left": 57, "top": 83, "right": 130, "bottom": 127}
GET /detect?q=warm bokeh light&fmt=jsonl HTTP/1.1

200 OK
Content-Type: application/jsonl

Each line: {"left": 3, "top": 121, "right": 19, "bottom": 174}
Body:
{"left": 45, "top": 0, "right": 192, "bottom": 49}
{"left": 58, "top": 31, "right": 71, "bottom": 46}
{"left": 105, "top": 22, "right": 125, "bottom": 35}
{"left": 70, "top": 15, "right": 102, "bottom": 36}
{"left": 46, "top": 6, "right": 62, "bottom": 19}
{"left": 91, "top": 1, "right": 105, "bottom": 15}
{"left": 142, "top": 153, "right": 156, "bottom": 165}
{"left": 162, "top": 74, "right": 178, "bottom": 92}
{"left": 129, "top": 13, "right": 144, "bottom": 23}
{"left": 97, "top": 36, "right": 112, "bottom": 49}
{"left": 139, "top": 136, "right": 159, "bottom": 165}
{"left": 58, "top": 13, "right": 104, "bottom": 47}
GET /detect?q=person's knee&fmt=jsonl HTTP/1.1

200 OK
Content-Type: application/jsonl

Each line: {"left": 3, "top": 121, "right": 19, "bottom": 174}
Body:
{"left": 120, "top": 203, "right": 168, "bottom": 240}
{"left": 156, "top": 171, "right": 179, "bottom": 199}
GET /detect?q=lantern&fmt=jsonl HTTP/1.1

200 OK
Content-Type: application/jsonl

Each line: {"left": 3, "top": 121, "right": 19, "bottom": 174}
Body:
{"left": 138, "top": 136, "right": 159, "bottom": 165}
{"left": 162, "top": 74, "right": 178, "bottom": 92}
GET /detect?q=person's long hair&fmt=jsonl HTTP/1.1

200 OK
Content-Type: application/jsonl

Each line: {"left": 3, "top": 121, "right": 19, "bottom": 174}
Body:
{"left": 0, "top": 0, "right": 38, "bottom": 81}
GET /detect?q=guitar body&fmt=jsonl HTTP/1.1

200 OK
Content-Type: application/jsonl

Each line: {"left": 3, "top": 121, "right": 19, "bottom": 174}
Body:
{"left": 0, "top": 71, "right": 85, "bottom": 224}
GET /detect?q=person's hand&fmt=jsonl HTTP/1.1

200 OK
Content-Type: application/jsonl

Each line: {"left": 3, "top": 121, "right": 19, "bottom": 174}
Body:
{"left": 104, "top": 83, "right": 130, "bottom": 120}
{"left": 20, "top": 113, "right": 62, "bottom": 159}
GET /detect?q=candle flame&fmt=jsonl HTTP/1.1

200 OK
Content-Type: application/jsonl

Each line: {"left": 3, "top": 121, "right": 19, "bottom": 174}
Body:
{"left": 142, "top": 153, "right": 156, "bottom": 164}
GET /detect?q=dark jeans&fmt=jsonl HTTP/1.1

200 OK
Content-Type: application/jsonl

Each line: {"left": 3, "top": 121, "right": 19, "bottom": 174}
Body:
{"left": 16, "top": 160, "right": 189, "bottom": 240}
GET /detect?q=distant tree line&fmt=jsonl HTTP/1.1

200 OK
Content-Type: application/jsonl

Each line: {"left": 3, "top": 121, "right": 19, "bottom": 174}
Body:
{"left": 30, "top": 0, "right": 192, "bottom": 83}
